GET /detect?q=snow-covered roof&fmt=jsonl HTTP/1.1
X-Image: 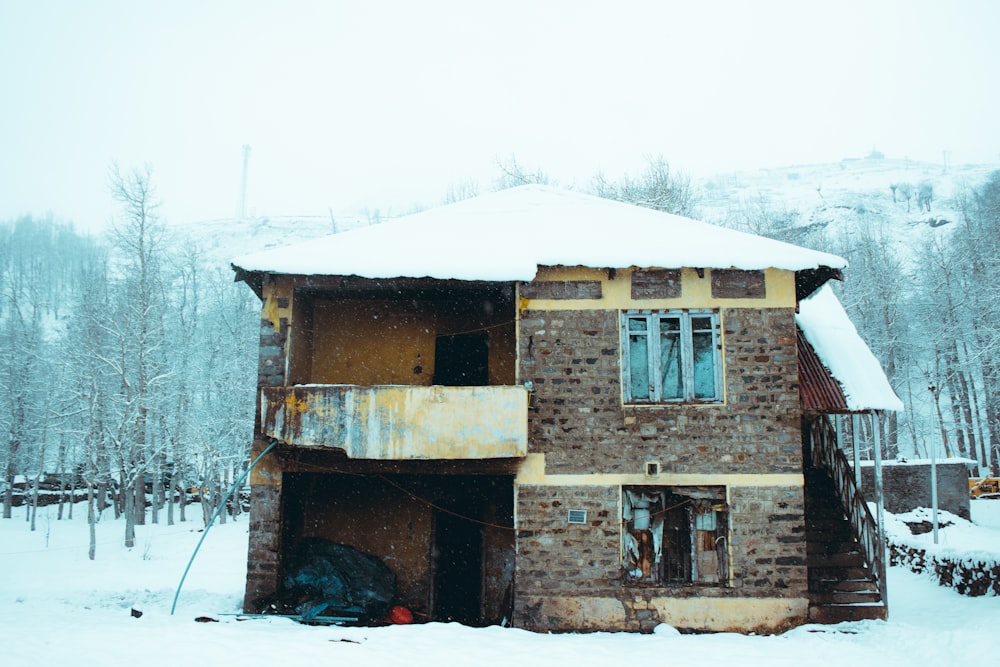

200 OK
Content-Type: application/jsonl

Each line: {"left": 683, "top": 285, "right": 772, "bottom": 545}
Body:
{"left": 231, "top": 185, "right": 847, "bottom": 281}
{"left": 796, "top": 284, "right": 904, "bottom": 412}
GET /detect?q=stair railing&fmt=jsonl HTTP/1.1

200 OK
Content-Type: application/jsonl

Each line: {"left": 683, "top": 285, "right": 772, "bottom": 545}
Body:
{"left": 808, "top": 415, "right": 885, "bottom": 603}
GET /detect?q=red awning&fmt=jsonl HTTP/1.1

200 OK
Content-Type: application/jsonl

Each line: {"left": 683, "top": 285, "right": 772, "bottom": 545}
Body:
{"left": 798, "top": 328, "right": 851, "bottom": 414}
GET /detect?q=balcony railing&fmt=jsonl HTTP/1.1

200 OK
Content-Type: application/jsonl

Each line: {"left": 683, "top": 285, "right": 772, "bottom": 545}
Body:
{"left": 260, "top": 384, "right": 529, "bottom": 460}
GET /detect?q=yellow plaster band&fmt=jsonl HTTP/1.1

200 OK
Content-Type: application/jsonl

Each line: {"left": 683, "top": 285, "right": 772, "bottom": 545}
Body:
{"left": 521, "top": 594, "right": 808, "bottom": 633}
{"left": 515, "top": 454, "right": 802, "bottom": 487}
{"left": 523, "top": 267, "right": 796, "bottom": 311}
{"left": 649, "top": 596, "right": 809, "bottom": 633}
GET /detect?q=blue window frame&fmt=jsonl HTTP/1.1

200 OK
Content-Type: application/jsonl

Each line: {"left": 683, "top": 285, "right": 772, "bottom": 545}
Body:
{"left": 622, "top": 310, "right": 722, "bottom": 404}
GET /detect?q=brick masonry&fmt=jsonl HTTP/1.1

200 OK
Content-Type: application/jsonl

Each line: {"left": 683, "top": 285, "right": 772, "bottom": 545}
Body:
{"left": 243, "top": 482, "right": 282, "bottom": 611}
{"left": 242, "top": 311, "right": 289, "bottom": 612}
{"left": 257, "top": 316, "right": 288, "bottom": 388}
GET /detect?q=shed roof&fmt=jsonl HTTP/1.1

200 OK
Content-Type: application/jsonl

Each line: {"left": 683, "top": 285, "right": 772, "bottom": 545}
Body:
{"left": 796, "top": 285, "right": 904, "bottom": 413}
{"left": 231, "top": 185, "right": 847, "bottom": 282}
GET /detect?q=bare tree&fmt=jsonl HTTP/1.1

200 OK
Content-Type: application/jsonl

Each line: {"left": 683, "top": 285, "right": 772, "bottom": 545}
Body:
{"left": 105, "top": 165, "right": 171, "bottom": 547}
{"left": 590, "top": 155, "right": 696, "bottom": 217}
{"left": 493, "top": 154, "right": 551, "bottom": 190}
{"left": 442, "top": 178, "right": 480, "bottom": 204}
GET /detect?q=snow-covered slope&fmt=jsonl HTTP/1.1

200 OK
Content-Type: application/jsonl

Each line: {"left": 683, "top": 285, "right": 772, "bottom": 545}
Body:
{"left": 699, "top": 156, "right": 1000, "bottom": 266}
{"left": 167, "top": 214, "right": 371, "bottom": 267}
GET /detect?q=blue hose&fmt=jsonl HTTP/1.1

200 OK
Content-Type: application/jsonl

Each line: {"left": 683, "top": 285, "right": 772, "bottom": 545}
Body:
{"left": 170, "top": 441, "right": 278, "bottom": 615}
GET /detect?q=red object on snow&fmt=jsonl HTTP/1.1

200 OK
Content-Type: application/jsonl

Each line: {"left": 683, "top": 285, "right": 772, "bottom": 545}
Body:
{"left": 387, "top": 606, "right": 413, "bottom": 624}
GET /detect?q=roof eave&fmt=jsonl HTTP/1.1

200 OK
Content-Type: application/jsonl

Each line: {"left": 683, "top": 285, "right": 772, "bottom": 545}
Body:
{"left": 796, "top": 266, "right": 843, "bottom": 301}
{"left": 232, "top": 264, "right": 264, "bottom": 299}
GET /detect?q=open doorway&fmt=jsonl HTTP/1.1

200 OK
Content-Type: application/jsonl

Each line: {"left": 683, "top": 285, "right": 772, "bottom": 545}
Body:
{"left": 431, "top": 499, "right": 483, "bottom": 624}
{"left": 433, "top": 332, "right": 488, "bottom": 386}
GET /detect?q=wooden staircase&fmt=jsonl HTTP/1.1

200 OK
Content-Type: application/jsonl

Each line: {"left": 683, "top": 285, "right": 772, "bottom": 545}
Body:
{"left": 804, "top": 466, "right": 887, "bottom": 623}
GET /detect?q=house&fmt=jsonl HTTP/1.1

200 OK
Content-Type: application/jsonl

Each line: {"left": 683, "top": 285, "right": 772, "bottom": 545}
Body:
{"left": 230, "top": 185, "right": 901, "bottom": 633}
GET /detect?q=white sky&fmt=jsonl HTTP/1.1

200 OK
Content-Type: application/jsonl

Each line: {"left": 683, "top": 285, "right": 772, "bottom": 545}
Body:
{"left": 2, "top": 1, "right": 998, "bottom": 232}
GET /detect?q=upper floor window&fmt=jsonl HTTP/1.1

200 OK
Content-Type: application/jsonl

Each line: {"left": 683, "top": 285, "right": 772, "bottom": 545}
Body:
{"left": 621, "top": 310, "right": 722, "bottom": 404}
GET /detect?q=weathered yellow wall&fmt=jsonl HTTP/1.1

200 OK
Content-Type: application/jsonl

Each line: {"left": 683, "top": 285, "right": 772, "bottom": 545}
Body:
{"left": 300, "top": 296, "right": 515, "bottom": 386}
{"left": 310, "top": 299, "right": 432, "bottom": 385}
{"left": 518, "top": 594, "right": 808, "bottom": 633}
{"left": 523, "top": 266, "right": 796, "bottom": 311}
{"left": 649, "top": 596, "right": 809, "bottom": 633}
{"left": 261, "top": 385, "right": 529, "bottom": 459}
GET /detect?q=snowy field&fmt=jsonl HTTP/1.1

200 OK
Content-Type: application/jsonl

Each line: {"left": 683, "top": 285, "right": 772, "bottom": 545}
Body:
{"left": 3, "top": 501, "right": 1000, "bottom": 666}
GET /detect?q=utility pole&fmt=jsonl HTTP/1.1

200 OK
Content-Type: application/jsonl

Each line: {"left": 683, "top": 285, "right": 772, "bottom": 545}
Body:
{"left": 239, "top": 144, "right": 251, "bottom": 220}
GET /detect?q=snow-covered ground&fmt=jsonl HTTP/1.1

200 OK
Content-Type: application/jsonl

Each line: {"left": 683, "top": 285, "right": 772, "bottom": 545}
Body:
{"left": 2, "top": 501, "right": 1000, "bottom": 666}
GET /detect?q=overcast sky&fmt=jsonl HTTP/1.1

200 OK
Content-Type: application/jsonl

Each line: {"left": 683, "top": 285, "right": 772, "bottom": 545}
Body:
{"left": 1, "top": 1, "right": 998, "bottom": 232}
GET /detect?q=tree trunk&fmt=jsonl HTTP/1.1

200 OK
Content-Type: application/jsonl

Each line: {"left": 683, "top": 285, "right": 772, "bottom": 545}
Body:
{"left": 151, "top": 470, "right": 161, "bottom": 525}
{"left": 167, "top": 475, "right": 174, "bottom": 526}
{"left": 30, "top": 476, "right": 38, "bottom": 531}
{"left": 178, "top": 477, "right": 186, "bottom": 523}
{"left": 88, "top": 483, "right": 97, "bottom": 561}
{"left": 123, "top": 479, "right": 136, "bottom": 549}
{"left": 133, "top": 471, "right": 146, "bottom": 527}
{"left": 2, "top": 475, "right": 13, "bottom": 519}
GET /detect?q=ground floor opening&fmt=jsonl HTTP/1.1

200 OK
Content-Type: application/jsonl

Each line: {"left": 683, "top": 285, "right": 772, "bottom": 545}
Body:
{"left": 280, "top": 470, "right": 515, "bottom": 625}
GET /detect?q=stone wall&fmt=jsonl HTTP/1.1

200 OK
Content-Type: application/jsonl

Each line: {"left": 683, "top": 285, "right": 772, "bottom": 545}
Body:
{"left": 512, "top": 483, "right": 808, "bottom": 632}
{"left": 519, "top": 307, "right": 802, "bottom": 475}
{"left": 859, "top": 460, "right": 970, "bottom": 520}
{"left": 512, "top": 305, "right": 808, "bottom": 632}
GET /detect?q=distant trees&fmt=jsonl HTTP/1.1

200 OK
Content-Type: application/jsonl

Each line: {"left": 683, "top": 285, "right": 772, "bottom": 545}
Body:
{"left": 889, "top": 181, "right": 932, "bottom": 213}
{"left": 493, "top": 154, "right": 552, "bottom": 190}
{"left": 717, "top": 168, "right": 1000, "bottom": 471}
{"left": 833, "top": 213, "right": 908, "bottom": 458}
{"left": 590, "top": 155, "right": 696, "bottom": 217}
{"left": 917, "top": 181, "right": 934, "bottom": 212}
{"left": 0, "top": 218, "right": 97, "bottom": 519}
{"left": 104, "top": 165, "right": 170, "bottom": 547}
{"left": 0, "top": 167, "right": 258, "bottom": 555}
{"left": 949, "top": 172, "right": 1000, "bottom": 468}
{"left": 486, "top": 153, "right": 697, "bottom": 217}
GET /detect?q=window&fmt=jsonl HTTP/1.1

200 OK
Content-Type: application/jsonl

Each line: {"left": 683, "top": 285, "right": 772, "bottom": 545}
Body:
{"left": 621, "top": 310, "right": 722, "bottom": 403}
{"left": 622, "top": 486, "right": 728, "bottom": 585}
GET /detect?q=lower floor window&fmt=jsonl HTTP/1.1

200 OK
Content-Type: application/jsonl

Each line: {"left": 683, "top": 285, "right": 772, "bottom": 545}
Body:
{"left": 622, "top": 486, "right": 729, "bottom": 585}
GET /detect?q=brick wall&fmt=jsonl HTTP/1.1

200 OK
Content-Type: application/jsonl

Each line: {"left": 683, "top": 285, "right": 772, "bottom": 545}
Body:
{"left": 243, "top": 482, "right": 282, "bottom": 611}
{"left": 257, "top": 316, "right": 288, "bottom": 388}
{"left": 243, "top": 304, "right": 290, "bottom": 611}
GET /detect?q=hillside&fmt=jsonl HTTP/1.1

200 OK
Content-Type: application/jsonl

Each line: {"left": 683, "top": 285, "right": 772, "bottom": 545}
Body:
{"left": 698, "top": 156, "right": 1000, "bottom": 266}
{"left": 174, "top": 157, "right": 1000, "bottom": 272}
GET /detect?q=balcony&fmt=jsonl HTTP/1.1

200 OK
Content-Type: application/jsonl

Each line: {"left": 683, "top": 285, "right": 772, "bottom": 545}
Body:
{"left": 260, "top": 384, "right": 529, "bottom": 460}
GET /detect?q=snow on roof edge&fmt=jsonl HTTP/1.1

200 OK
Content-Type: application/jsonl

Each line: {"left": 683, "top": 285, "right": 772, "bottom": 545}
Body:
{"left": 796, "top": 284, "right": 904, "bottom": 412}
{"left": 230, "top": 185, "right": 848, "bottom": 280}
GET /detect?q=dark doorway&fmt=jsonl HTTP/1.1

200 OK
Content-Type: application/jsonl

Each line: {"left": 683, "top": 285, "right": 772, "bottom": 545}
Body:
{"left": 431, "top": 501, "right": 483, "bottom": 624}
{"left": 433, "top": 332, "right": 488, "bottom": 386}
